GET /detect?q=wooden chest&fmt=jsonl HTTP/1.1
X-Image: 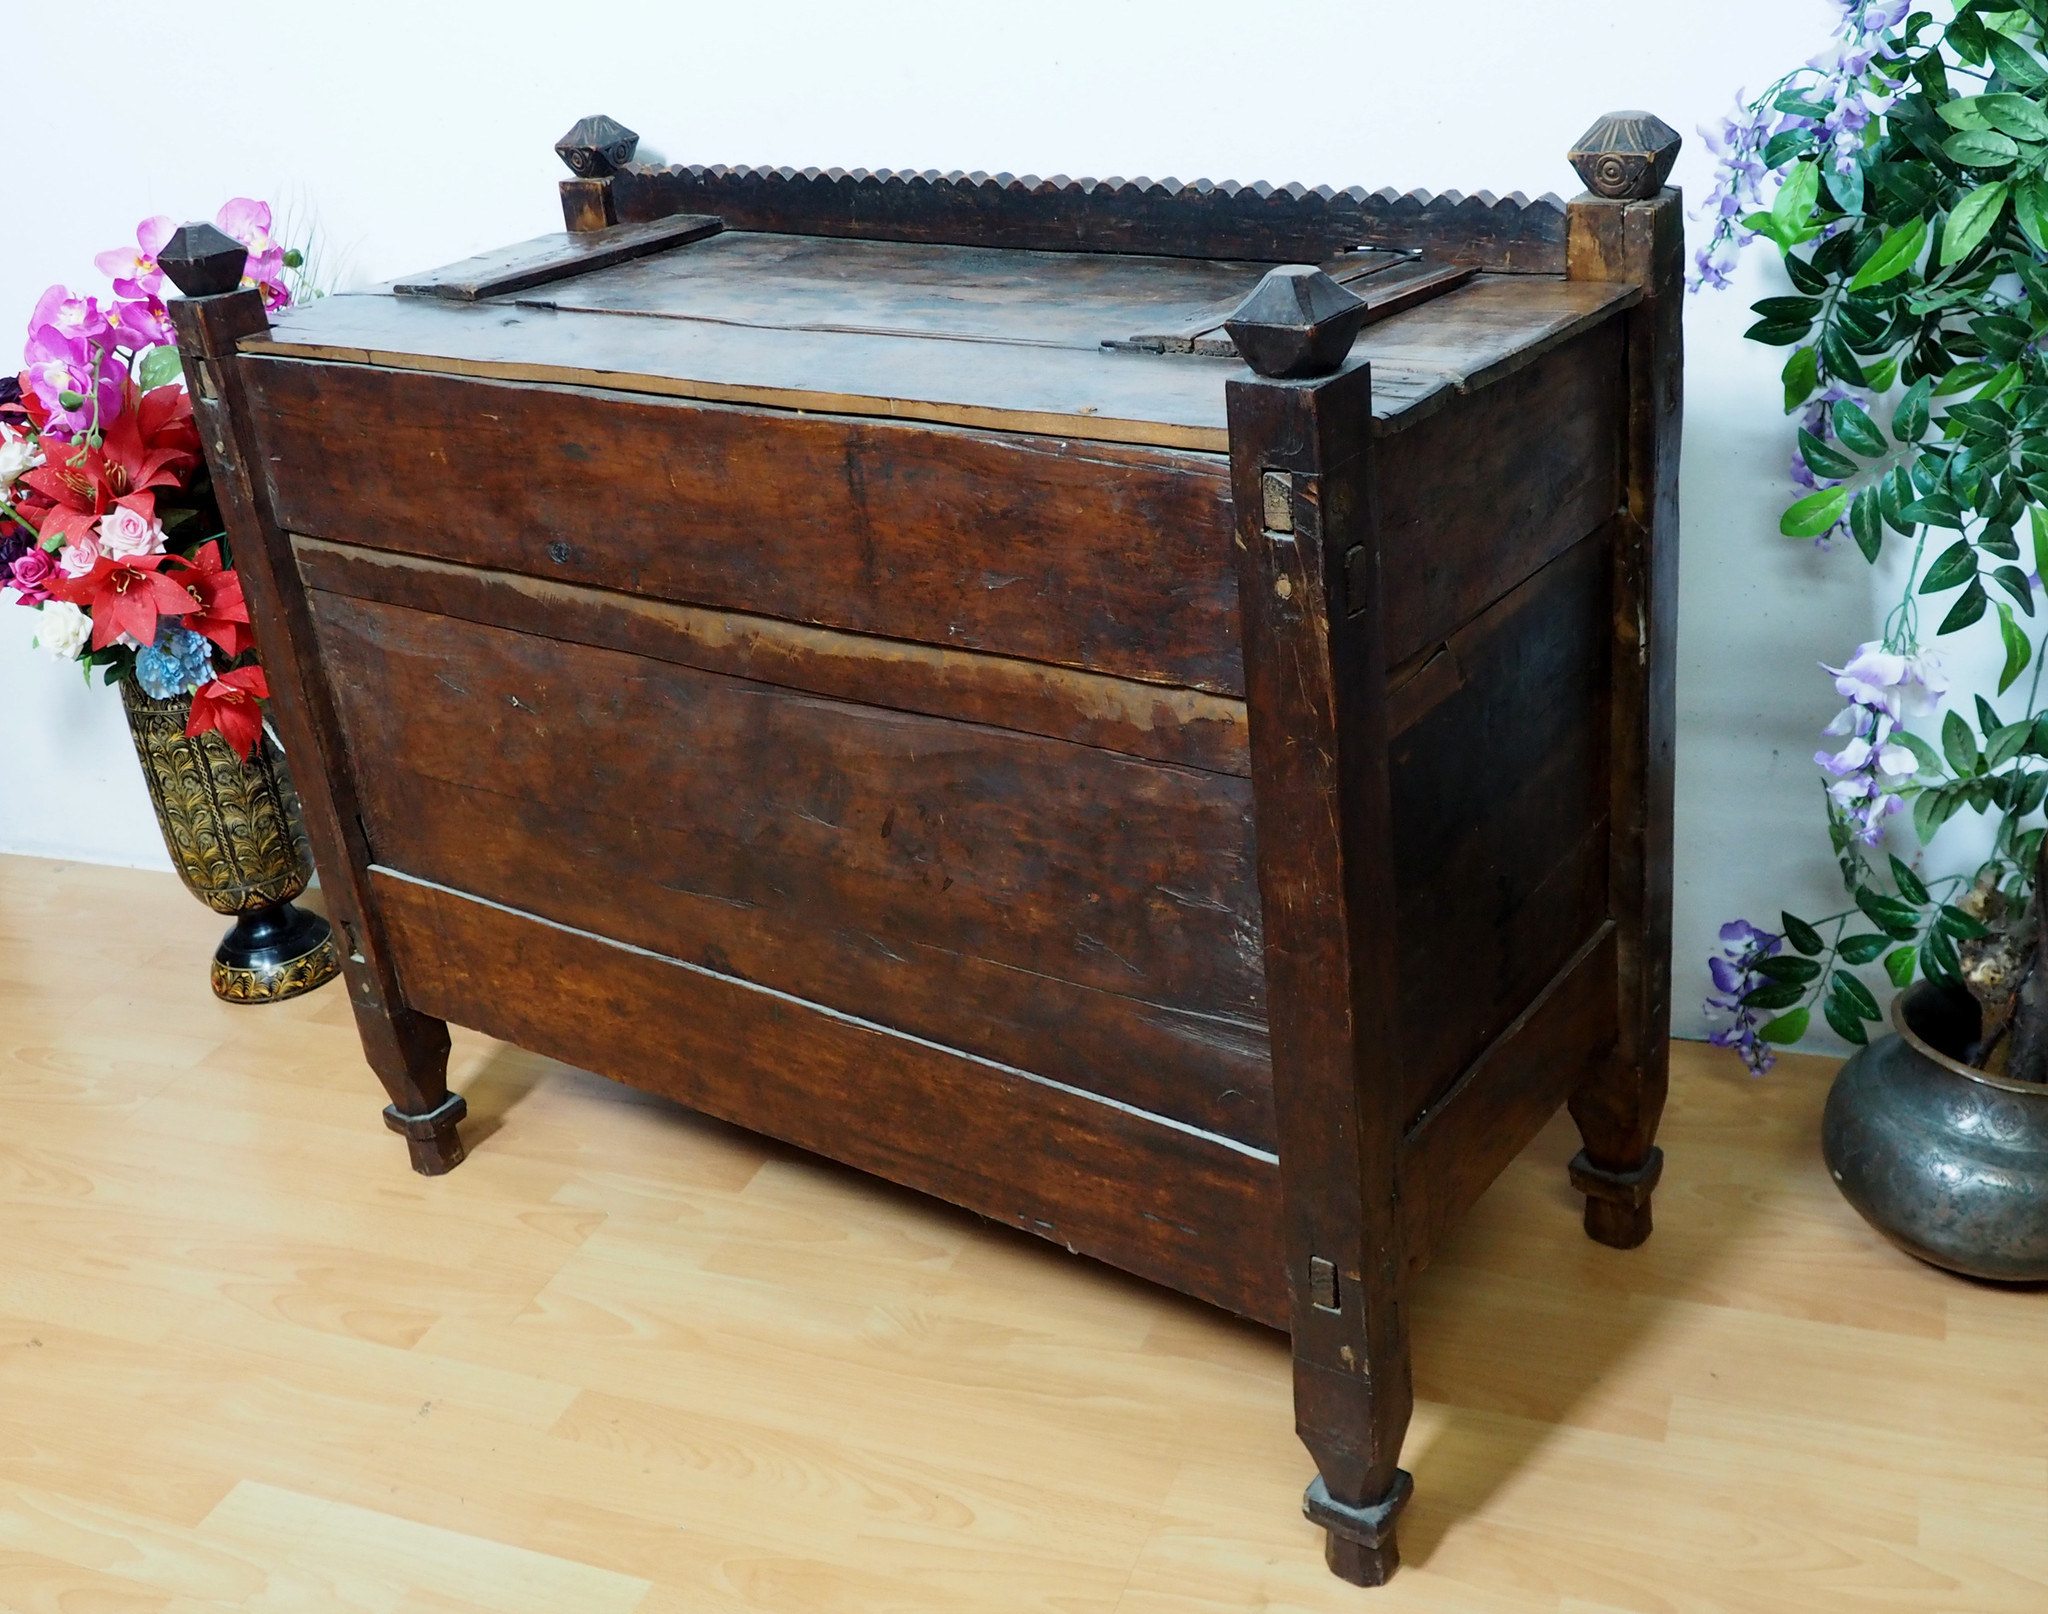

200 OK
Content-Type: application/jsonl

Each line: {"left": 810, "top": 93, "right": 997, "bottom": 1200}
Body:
{"left": 164, "top": 108, "right": 1681, "bottom": 1585}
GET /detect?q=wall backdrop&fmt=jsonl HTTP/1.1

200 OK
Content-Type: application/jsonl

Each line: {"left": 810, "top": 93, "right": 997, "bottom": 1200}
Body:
{"left": 2, "top": 0, "right": 1903, "bottom": 1045}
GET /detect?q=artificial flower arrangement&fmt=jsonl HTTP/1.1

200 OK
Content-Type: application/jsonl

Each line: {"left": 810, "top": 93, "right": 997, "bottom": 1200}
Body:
{"left": 1699, "top": 0, "right": 2048, "bottom": 1077}
{"left": 0, "top": 201, "right": 309, "bottom": 760}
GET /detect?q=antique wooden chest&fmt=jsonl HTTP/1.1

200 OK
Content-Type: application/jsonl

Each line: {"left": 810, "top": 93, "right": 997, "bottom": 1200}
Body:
{"left": 162, "top": 108, "right": 1682, "bottom": 1584}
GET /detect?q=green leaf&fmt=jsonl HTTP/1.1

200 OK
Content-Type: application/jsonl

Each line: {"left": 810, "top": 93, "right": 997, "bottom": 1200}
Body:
{"left": 1922, "top": 925, "right": 1963, "bottom": 985}
{"left": 1783, "top": 345, "right": 1821, "bottom": 413}
{"left": 1782, "top": 912, "right": 1825, "bottom": 956}
{"left": 1935, "top": 360, "right": 2001, "bottom": 396}
{"left": 1943, "top": 181, "right": 2012, "bottom": 265}
{"left": 1937, "top": 903, "right": 1993, "bottom": 940}
{"left": 1747, "top": 319, "right": 1814, "bottom": 347}
{"left": 1741, "top": 980, "right": 1808, "bottom": 1011}
{"left": 1857, "top": 887, "right": 1923, "bottom": 938}
{"left": 1758, "top": 1006, "right": 1812, "bottom": 1045}
{"left": 1945, "top": 128, "right": 2021, "bottom": 167}
{"left": 1881, "top": 465, "right": 1916, "bottom": 534}
{"left": 1863, "top": 354, "right": 1899, "bottom": 393}
{"left": 1884, "top": 946, "right": 1918, "bottom": 988}
{"left": 1847, "top": 217, "right": 1929, "bottom": 290}
{"left": 1940, "top": 96, "right": 1995, "bottom": 131}
{"left": 1838, "top": 932, "right": 1893, "bottom": 965}
{"left": 1990, "top": 32, "right": 2048, "bottom": 86}
{"left": 1920, "top": 539, "right": 1981, "bottom": 592}
{"left": 1896, "top": 728, "right": 1944, "bottom": 774}
{"left": 1990, "top": 715, "right": 2034, "bottom": 766}
{"left": 1850, "top": 486, "right": 1884, "bottom": 562}
{"left": 1821, "top": 326, "right": 1867, "bottom": 386}
{"left": 2032, "top": 506, "right": 2048, "bottom": 580}
{"left": 1889, "top": 853, "right": 1930, "bottom": 905}
{"left": 1824, "top": 992, "right": 1871, "bottom": 1044}
{"left": 1982, "top": 92, "right": 2048, "bottom": 141}
{"left": 1892, "top": 377, "right": 1933, "bottom": 445}
{"left": 1773, "top": 161, "right": 1822, "bottom": 239}
{"left": 1833, "top": 969, "right": 1883, "bottom": 1020}
{"left": 2018, "top": 175, "right": 2048, "bottom": 253}
{"left": 1755, "top": 954, "right": 1824, "bottom": 985}
{"left": 1833, "top": 398, "right": 1888, "bottom": 456}
{"left": 1993, "top": 564, "right": 2038, "bottom": 614}
{"left": 1940, "top": 578, "right": 1991, "bottom": 634}
{"left": 1944, "top": 708, "right": 1981, "bottom": 775}
{"left": 1799, "top": 427, "right": 1860, "bottom": 480}
{"left": 1782, "top": 485, "right": 1853, "bottom": 538}
{"left": 1914, "top": 784, "right": 1961, "bottom": 843}
{"left": 1976, "top": 694, "right": 2003, "bottom": 737}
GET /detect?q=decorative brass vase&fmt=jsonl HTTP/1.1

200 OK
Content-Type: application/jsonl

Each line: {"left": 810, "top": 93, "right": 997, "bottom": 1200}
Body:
{"left": 119, "top": 677, "right": 341, "bottom": 1004}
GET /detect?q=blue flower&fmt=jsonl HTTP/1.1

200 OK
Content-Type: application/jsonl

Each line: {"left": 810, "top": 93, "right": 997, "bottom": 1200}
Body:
{"left": 135, "top": 625, "right": 217, "bottom": 700}
{"left": 1704, "top": 920, "right": 1785, "bottom": 1075}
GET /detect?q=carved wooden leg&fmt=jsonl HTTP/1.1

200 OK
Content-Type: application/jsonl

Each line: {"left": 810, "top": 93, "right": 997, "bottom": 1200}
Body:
{"left": 1227, "top": 337, "right": 1413, "bottom": 1582}
{"left": 361, "top": 1006, "right": 465, "bottom": 1175}
{"left": 164, "top": 240, "right": 468, "bottom": 1179}
{"left": 1568, "top": 1063, "right": 1667, "bottom": 1248}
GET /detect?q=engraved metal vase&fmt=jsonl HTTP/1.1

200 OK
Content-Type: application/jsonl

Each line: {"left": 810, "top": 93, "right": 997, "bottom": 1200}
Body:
{"left": 119, "top": 677, "right": 341, "bottom": 1004}
{"left": 1822, "top": 980, "right": 2048, "bottom": 1281}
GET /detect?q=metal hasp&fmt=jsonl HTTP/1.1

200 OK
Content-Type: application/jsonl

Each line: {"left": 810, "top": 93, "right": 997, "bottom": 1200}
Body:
{"left": 1223, "top": 265, "right": 1371, "bottom": 380}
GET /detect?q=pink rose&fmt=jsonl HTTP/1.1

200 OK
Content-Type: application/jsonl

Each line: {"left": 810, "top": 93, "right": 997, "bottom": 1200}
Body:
{"left": 97, "top": 505, "right": 165, "bottom": 560}
{"left": 57, "top": 535, "right": 101, "bottom": 578}
{"left": 8, "top": 546, "right": 55, "bottom": 603}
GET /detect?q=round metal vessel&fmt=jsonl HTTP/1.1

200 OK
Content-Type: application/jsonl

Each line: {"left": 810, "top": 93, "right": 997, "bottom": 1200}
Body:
{"left": 1823, "top": 981, "right": 2048, "bottom": 1282}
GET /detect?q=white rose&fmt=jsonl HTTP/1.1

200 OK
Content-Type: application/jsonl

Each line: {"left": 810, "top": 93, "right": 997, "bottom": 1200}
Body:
{"left": 0, "top": 427, "right": 37, "bottom": 492}
{"left": 34, "top": 601, "right": 91, "bottom": 661}
{"left": 57, "top": 535, "right": 101, "bottom": 578}
{"left": 97, "top": 505, "right": 165, "bottom": 560}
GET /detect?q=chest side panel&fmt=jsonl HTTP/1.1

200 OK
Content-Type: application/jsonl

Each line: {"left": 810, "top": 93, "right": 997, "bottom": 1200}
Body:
{"left": 305, "top": 590, "right": 1275, "bottom": 1150}
{"left": 243, "top": 360, "right": 1245, "bottom": 695}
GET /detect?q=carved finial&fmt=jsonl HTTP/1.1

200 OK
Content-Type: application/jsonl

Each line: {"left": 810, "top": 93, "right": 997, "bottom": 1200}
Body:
{"left": 1567, "top": 111, "right": 1681, "bottom": 200}
{"left": 1223, "top": 266, "right": 1370, "bottom": 380}
{"left": 555, "top": 114, "right": 639, "bottom": 178}
{"left": 157, "top": 223, "right": 249, "bottom": 298}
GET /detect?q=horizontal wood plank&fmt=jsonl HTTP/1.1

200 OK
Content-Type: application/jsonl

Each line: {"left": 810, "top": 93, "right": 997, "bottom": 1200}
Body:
{"left": 371, "top": 866, "right": 1289, "bottom": 1324}
{"left": 246, "top": 360, "right": 1246, "bottom": 694}
{"left": 312, "top": 594, "right": 1275, "bottom": 1147}
{"left": 391, "top": 215, "right": 723, "bottom": 301}
{"left": 241, "top": 275, "right": 1637, "bottom": 450}
{"left": 290, "top": 537, "right": 1251, "bottom": 776}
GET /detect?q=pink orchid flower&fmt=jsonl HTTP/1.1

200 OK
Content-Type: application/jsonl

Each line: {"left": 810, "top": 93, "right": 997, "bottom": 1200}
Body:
{"left": 216, "top": 198, "right": 276, "bottom": 255}
{"left": 94, "top": 216, "right": 174, "bottom": 301}
{"left": 30, "top": 285, "right": 110, "bottom": 347}
{"left": 110, "top": 298, "right": 173, "bottom": 352}
{"left": 24, "top": 319, "right": 123, "bottom": 434}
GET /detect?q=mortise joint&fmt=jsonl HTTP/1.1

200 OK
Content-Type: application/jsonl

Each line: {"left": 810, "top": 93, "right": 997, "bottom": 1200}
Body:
{"left": 1261, "top": 470, "right": 1294, "bottom": 534}
{"left": 1309, "top": 1255, "right": 1340, "bottom": 1312}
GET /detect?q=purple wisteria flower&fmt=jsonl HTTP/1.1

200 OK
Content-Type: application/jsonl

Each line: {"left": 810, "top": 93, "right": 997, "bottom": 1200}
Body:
{"left": 1690, "top": 0, "right": 1910, "bottom": 291}
{"left": 1815, "top": 639, "right": 1945, "bottom": 842}
{"left": 1705, "top": 919, "right": 1785, "bottom": 1075}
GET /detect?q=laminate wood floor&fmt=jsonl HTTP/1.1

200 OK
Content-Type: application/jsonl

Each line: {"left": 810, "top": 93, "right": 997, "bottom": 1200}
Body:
{"left": 1, "top": 852, "right": 2043, "bottom": 1613}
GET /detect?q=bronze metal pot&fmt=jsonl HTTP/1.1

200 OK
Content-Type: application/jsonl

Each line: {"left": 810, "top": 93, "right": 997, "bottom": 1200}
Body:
{"left": 1822, "top": 980, "right": 2048, "bottom": 1281}
{"left": 119, "top": 677, "right": 340, "bottom": 1004}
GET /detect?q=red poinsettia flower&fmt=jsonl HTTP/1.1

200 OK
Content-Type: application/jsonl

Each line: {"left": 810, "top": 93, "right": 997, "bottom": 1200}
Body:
{"left": 187, "top": 665, "right": 268, "bottom": 761}
{"left": 42, "top": 551, "right": 197, "bottom": 650}
{"left": 16, "top": 386, "right": 193, "bottom": 547}
{"left": 177, "top": 540, "right": 254, "bottom": 658}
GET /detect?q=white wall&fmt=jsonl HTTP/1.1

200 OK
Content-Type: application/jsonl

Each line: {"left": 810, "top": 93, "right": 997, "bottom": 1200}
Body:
{"left": 2, "top": 0, "right": 1879, "bottom": 1042}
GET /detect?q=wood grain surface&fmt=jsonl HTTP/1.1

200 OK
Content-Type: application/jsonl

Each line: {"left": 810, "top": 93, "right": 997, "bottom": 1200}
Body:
{"left": 307, "top": 593, "right": 1275, "bottom": 1150}
{"left": 238, "top": 273, "right": 1638, "bottom": 450}
{"left": 7, "top": 854, "right": 2043, "bottom": 1614}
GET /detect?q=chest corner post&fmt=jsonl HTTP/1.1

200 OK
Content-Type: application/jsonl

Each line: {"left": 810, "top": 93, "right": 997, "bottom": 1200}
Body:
{"left": 1225, "top": 269, "right": 1412, "bottom": 1585}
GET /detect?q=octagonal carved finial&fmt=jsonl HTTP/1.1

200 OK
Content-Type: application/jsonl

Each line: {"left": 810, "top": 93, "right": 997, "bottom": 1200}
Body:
{"left": 555, "top": 114, "right": 640, "bottom": 178}
{"left": 1223, "top": 266, "right": 1371, "bottom": 380}
{"left": 1568, "top": 111, "right": 1682, "bottom": 200}
{"left": 158, "top": 222, "right": 249, "bottom": 298}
